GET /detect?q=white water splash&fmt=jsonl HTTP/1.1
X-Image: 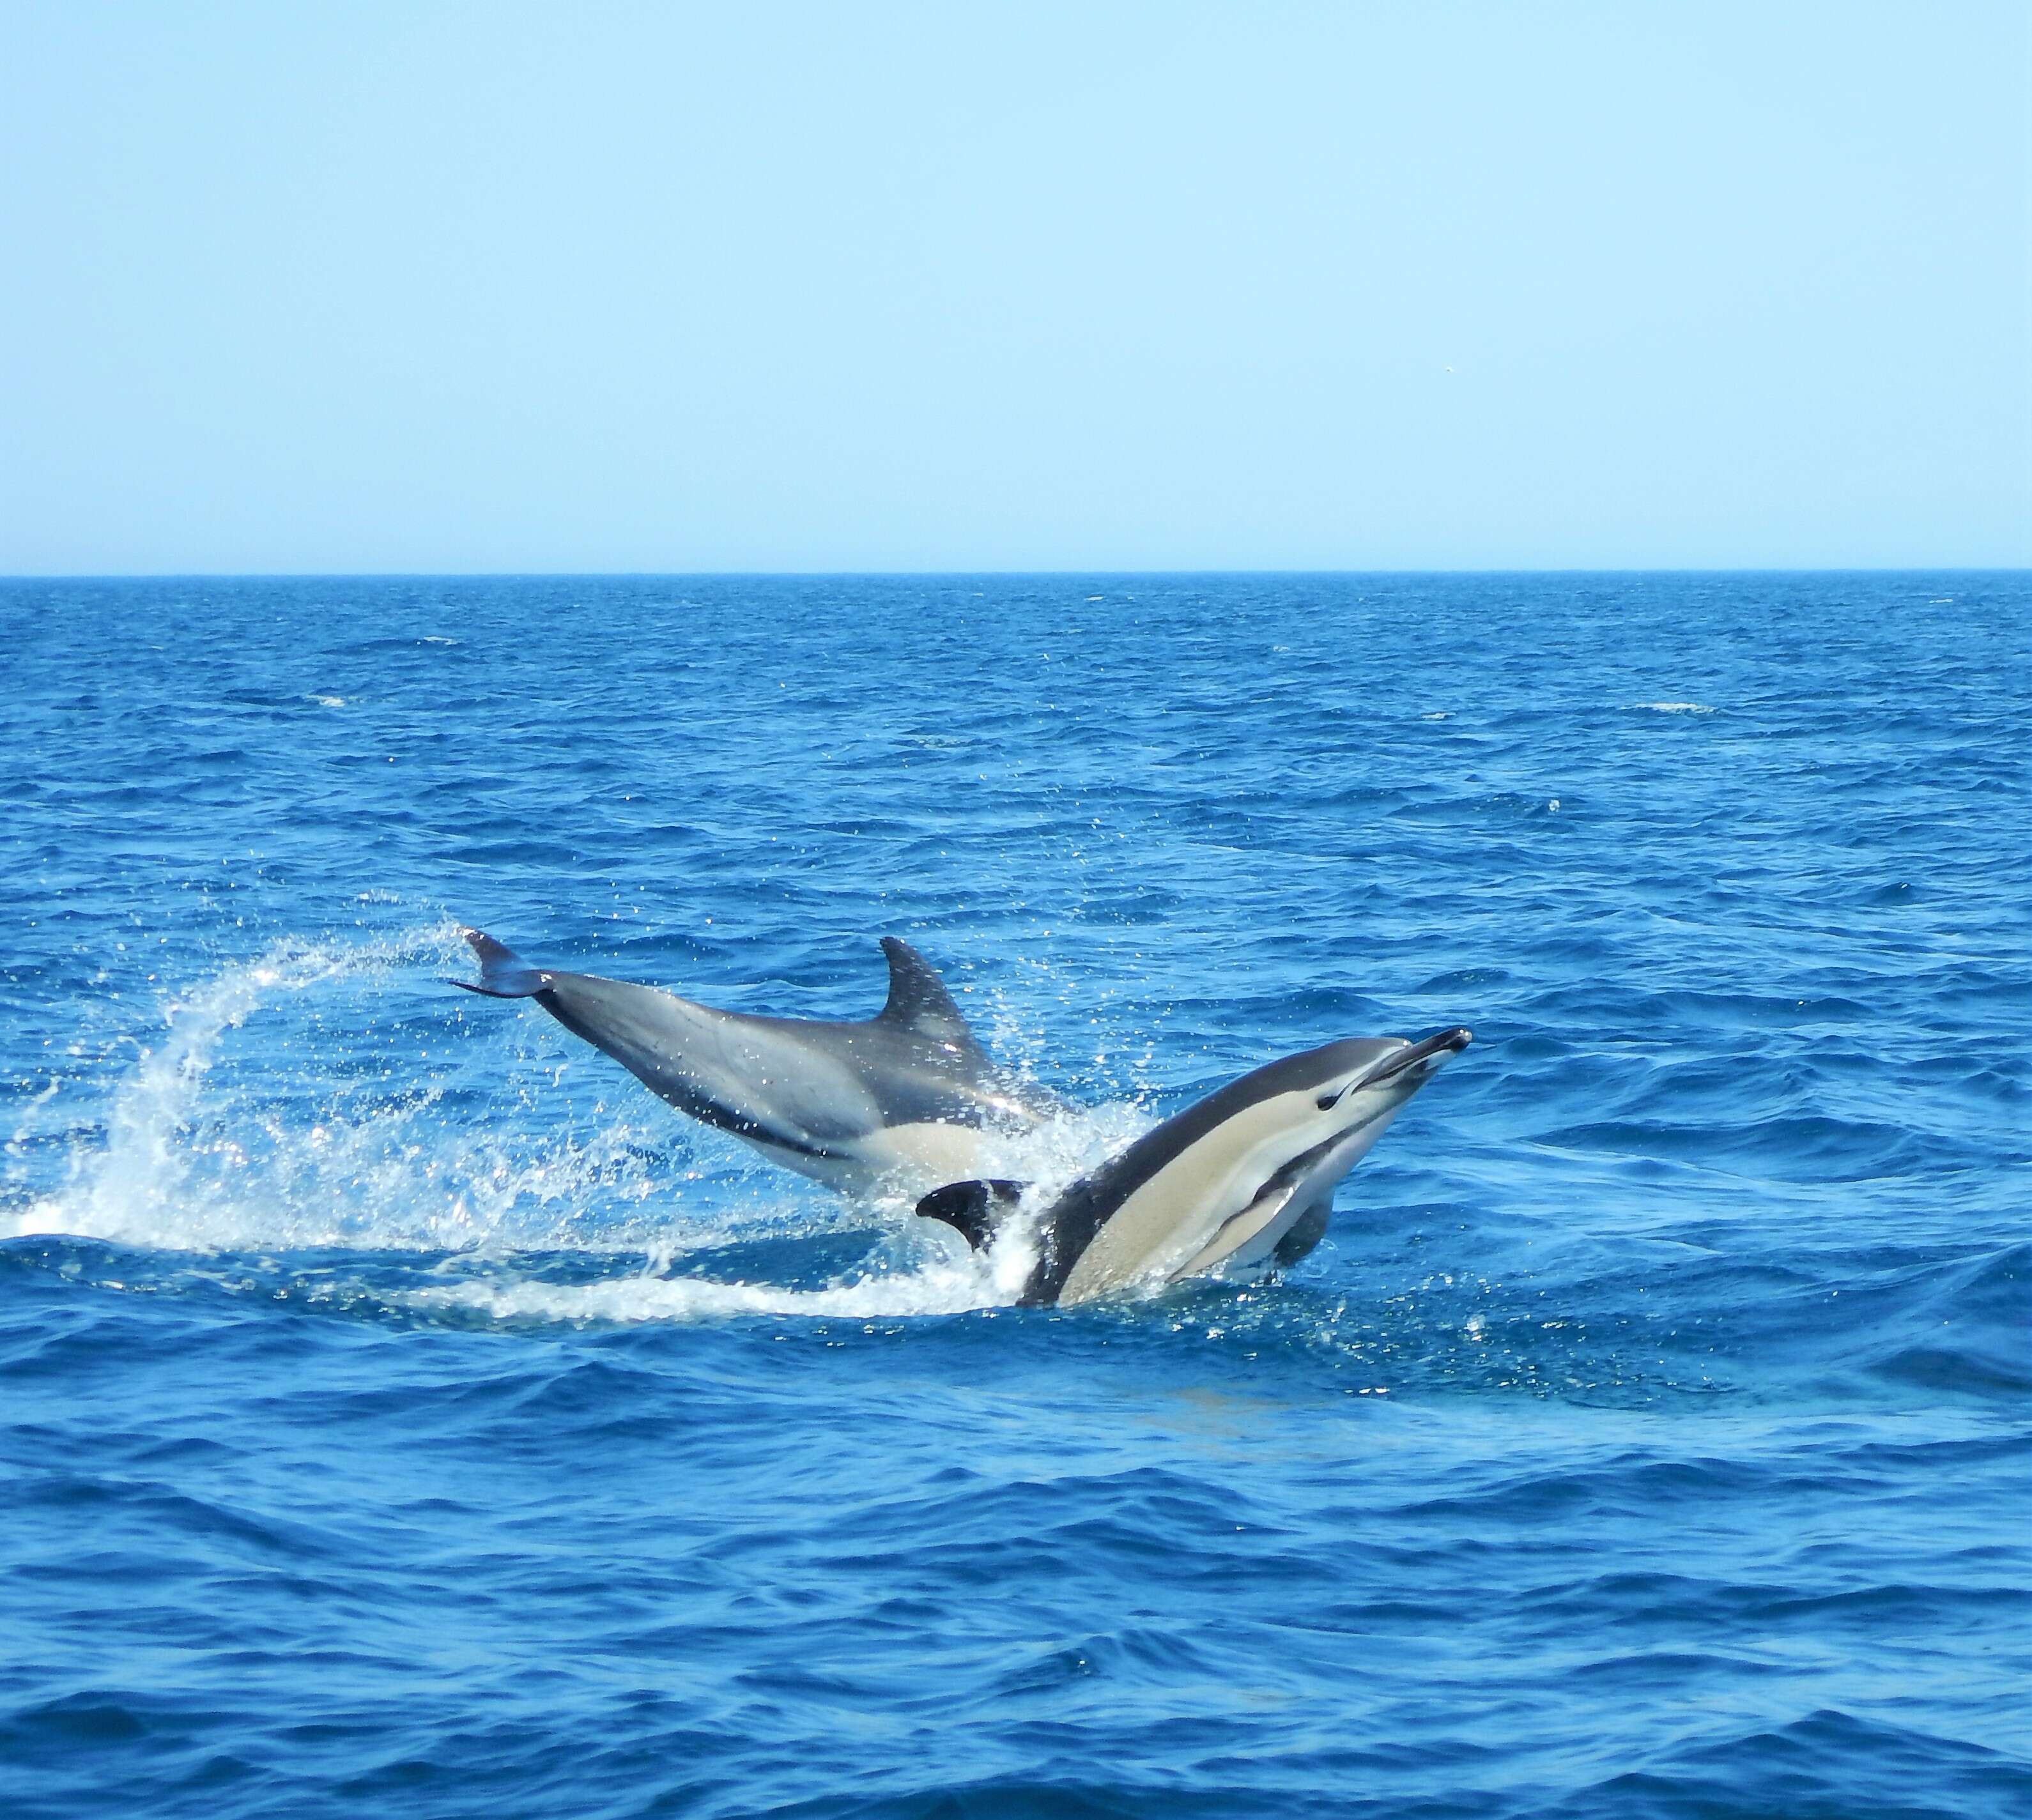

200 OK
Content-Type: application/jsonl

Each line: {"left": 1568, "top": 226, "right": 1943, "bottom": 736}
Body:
{"left": 8, "top": 926, "right": 475, "bottom": 1250}
{"left": 404, "top": 1237, "right": 1031, "bottom": 1326}
{"left": 399, "top": 1101, "right": 1150, "bottom": 1326}
{"left": 1629, "top": 701, "right": 1716, "bottom": 714}
{"left": 3, "top": 923, "right": 709, "bottom": 1254}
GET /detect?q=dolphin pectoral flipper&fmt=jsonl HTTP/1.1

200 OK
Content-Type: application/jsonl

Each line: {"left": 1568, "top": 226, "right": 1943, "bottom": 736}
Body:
{"left": 450, "top": 928, "right": 555, "bottom": 998}
{"left": 1173, "top": 1175, "right": 1307, "bottom": 1281}
{"left": 914, "top": 1179, "right": 1029, "bottom": 1251}
{"left": 1270, "top": 1198, "right": 1332, "bottom": 1268}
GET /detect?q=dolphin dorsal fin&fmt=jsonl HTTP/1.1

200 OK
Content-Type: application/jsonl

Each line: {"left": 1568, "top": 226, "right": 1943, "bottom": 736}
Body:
{"left": 915, "top": 1179, "right": 1029, "bottom": 1251}
{"left": 877, "top": 937, "right": 981, "bottom": 1048}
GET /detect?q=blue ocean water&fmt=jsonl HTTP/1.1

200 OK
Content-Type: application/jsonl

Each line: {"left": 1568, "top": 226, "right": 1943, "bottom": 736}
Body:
{"left": 1, "top": 572, "right": 2027, "bottom": 1819}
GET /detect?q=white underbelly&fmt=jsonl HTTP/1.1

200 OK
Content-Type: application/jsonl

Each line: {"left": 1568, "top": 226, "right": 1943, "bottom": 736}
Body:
{"left": 739, "top": 1120, "right": 992, "bottom": 1197}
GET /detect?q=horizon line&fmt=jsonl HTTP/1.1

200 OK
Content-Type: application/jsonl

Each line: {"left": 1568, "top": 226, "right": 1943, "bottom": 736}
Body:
{"left": 4, "top": 563, "right": 2028, "bottom": 583}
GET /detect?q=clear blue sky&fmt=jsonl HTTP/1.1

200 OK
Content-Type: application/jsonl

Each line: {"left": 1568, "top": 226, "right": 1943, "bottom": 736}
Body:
{"left": 3, "top": 2, "right": 2027, "bottom": 573}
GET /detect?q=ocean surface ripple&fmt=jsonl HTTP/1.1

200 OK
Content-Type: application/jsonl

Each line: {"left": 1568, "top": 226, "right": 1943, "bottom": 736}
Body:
{"left": 1, "top": 573, "right": 2027, "bottom": 1818}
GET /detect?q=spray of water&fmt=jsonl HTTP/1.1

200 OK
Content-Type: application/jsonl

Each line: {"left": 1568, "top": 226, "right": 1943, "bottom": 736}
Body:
{"left": 10, "top": 925, "right": 486, "bottom": 1250}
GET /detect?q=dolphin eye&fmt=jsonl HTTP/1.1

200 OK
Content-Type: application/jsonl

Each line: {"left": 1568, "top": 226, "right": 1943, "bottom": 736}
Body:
{"left": 1316, "top": 1090, "right": 1341, "bottom": 1111}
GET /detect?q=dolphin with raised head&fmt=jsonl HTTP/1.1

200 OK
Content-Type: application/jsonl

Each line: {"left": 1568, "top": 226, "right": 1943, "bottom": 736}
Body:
{"left": 915, "top": 1027, "right": 1470, "bottom": 1305}
{"left": 452, "top": 928, "right": 1067, "bottom": 1195}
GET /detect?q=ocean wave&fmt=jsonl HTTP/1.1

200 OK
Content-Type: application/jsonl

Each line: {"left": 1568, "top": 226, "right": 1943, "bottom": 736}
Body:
{"left": 1566, "top": 1708, "right": 2032, "bottom": 1820}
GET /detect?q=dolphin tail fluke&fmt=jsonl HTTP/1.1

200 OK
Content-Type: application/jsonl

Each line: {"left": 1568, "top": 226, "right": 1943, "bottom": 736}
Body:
{"left": 449, "top": 927, "right": 555, "bottom": 998}
{"left": 915, "top": 1179, "right": 1029, "bottom": 1252}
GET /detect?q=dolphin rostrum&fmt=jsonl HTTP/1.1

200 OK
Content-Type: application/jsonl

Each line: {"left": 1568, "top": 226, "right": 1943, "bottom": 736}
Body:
{"left": 915, "top": 1027, "right": 1470, "bottom": 1305}
{"left": 452, "top": 928, "right": 1067, "bottom": 1194}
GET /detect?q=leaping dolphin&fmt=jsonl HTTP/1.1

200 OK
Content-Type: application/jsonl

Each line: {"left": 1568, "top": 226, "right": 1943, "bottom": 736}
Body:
{"left": 452, "top": 928, "right": 1068, "bottom": 1195}
{"left": 916, "top": 1027, "right": 1470, "bottom": 1304}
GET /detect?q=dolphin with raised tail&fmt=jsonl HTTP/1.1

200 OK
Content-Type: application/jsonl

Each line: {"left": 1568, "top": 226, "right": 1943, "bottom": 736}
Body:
{"left": 452, "top": 928, "right": 1067, "bottom": 1194}
{"left": 916, "top": 1027, "right": 1470, "bottom": 1304}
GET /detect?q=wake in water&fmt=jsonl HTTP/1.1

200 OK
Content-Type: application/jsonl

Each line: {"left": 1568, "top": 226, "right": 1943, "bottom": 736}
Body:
{"left": 1, "top": 928, "right": 1148, "bottom": 1321}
